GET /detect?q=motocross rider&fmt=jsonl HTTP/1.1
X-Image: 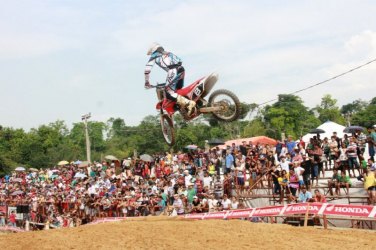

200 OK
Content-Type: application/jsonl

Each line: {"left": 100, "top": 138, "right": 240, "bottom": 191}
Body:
{"left": 144, "top": 42, "right": 196, "bottom": 115}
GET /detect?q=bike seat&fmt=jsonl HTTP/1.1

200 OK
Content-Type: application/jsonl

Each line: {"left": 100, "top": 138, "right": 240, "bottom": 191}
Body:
{"left": 176, "top": 78, "right": 204, "bottom": 96}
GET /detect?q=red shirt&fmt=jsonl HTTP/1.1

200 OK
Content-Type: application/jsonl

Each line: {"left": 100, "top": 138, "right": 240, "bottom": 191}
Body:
{"left": 9, "top": 213, "right": 16, "bottom": 223}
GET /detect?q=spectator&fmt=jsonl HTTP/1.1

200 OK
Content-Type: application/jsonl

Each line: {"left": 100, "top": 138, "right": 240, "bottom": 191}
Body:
{"left": 328, "top": 169, "right": 341, "bottom": 196}
{"left": 173, "top": 194, "right": 184, "bottom": 215}
{"left": 313, "top": 189, "right": 326, "bottom": 203}
{"left": 286, "top": 135, "right": 297, "bottom": 157}
{"left": 293, "top": 161, "right": 305, "bottom": 189}
{"left": 363, "top": 168, "right": 376, "bottom": 205}
{"left": 279, "top": 156, "right": 290, "bottom": 172}
{"left": 8, "top": 211, "right": 16, "bottom": 227}
{"left": 225, "top": 150, "right": 234, "bottom": 174}
{"left": 0, "top": 212, "right": 5, "bottom": 226}
{"left": 347, "top": 137, "right": 360, "bottom": 177}
{"left": 298, "top": 186, "right": 312, "bottom": 202}
{"left": 337, "top": 171, "right": 352, "bottom": 196}
{"left": 186, "top": 183, "right": 196, "bottom": 204}
{"left": 329, "top": 136, "right": 339, "bottom": 168}
{"left": 221, "top": 194, "right": 231, "bottom": 210}
{"left": 270, "top": 167, "right": 281, "bottom": 195}
{"left": 288, "top": 169, "right": 299, "bottom": 201}
{"left": 279, "top": 144, "right": 288, "bottom": 159}
{"left": 322, "top": 137, "right": 330, "bottom": 170}
{"left": 312, "top": 144, "right": 323, "bottom": 185}
{"left": 203, "top": 172, "right": 212, "bottom": 189}
{"left": 301, "top": 155, "right": 312, "bottom": 191}
{"left": 338, "top": 143, "right": 349, "bottom": 175}
{"left": 191, "top": 196, "right": 201, "bottom": 213}
{"left": 275, "top": 140, "right": 283, "bottom": 161}
{"left": 230, "top": 197, "right": 239, "bottom": 209}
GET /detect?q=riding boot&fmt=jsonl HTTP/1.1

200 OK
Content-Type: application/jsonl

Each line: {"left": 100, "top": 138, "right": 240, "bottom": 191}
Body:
{"left": 176, "top": 95, "right": 196, "bottom": 116}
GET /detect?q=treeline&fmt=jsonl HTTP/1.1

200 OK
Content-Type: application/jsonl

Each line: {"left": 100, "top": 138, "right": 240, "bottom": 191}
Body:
{"left": 0, "top": 94, "right": 374, "bottom": 174}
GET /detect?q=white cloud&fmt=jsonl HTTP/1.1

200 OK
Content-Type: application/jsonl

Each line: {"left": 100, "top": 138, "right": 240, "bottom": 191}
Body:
{"left": 344, "top": 30, "right": 376, "bottom": 57}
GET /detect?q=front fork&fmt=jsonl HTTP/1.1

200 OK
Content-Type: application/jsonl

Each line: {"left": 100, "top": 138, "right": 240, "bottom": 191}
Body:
{"left": 156, "top": 88, "right": 164, "bottom": 102}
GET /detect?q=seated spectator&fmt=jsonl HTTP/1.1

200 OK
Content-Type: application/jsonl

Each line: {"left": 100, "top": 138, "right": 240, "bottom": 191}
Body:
{"left": 200, "top": 196, "right": 209, "bottom": 213}
{"left": 298, "top": 186, "right": 312, "bottom": 202}
{"left": 328, "top": 169, "right": 341, "bottom": 196}
{"left": 313, "top": 189, "right": 326, "bottom": 203}
{"left": 288, "top": 169, "right": 299, "bottom": 202}
{"left": 172, "top": 194, "right": 184, "bottom": 215}
{"left": 191, "top": 196, "right": 202, "bottom": 213}
{"left": 336, "top": 171, "right": 352, "bottom": 196}
{"left": 221, "top": 194, "right": 232, "bottom": 210}
{"left": 230, "top": 197, "right": 239, "bottom": 209}
{"left": 237, "top": 198, "right": 246, "bottom": 209}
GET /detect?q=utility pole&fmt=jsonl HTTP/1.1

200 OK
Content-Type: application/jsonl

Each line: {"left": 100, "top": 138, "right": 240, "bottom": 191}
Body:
{"left": 81, "top": 113, "right": 91, "bottom": 163}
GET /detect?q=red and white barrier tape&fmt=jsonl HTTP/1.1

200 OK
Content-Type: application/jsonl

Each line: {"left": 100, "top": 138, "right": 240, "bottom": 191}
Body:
{"left": 0, "top": 226, "right": 26, "bottom": 232}
{"left": 185, "top": 203, "right": 376, "bottom": 220}
{"left": 88, "top": 203, "right": 376, "bottom": 224}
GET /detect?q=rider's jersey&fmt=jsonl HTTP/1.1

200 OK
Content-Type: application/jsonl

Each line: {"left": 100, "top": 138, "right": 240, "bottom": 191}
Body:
{"left": 144, "top": 51, "right": 182, "bottom": 82}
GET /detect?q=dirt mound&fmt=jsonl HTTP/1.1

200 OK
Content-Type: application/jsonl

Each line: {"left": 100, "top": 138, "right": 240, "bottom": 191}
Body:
{"left": 0, "top": 217, "right": 374, "bottom": 250}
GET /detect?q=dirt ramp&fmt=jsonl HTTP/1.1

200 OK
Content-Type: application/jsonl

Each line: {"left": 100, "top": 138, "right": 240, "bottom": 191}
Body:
{"left": 0, "top": 219, "right": 374, "bottom": 250}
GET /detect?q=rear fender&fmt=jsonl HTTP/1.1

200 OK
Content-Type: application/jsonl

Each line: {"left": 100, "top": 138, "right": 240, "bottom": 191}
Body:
{"left": 201, "top": 72, "right": 218, "bottom": 98}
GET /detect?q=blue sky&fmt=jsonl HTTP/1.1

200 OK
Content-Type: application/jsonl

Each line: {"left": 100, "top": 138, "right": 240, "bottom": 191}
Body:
{"left": 1, "top": 0, "right": 376, "bottom": 129}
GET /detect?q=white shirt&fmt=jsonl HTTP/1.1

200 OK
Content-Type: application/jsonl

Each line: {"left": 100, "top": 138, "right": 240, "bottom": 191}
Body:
{"left": 280, "top": 147, "right": 288, "bottom": 157}
{"left": 280, "top": 160, "right": 290, "bottom": 172}
{"left": 184, "top": 175, "right": 192, "bottom": 187}
{"left": 231, "top": 201, "right": 239, "bottom": 209}
{"left": 207, "top": 198, "right": 217, "bottom": 212}
{"left": 222, "top": 199, "right": 232, "bottom": 210}
{"left": 294, "top": 166, "right": 305, "bottom": 181}
{"left": 203, "top": 176, "right": 212, "bottom": 188}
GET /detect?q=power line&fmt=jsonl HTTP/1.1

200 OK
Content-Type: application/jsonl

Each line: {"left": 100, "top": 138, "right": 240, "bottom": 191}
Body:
{"left": 257, "top": 58, "right": 376, "bottom": 107}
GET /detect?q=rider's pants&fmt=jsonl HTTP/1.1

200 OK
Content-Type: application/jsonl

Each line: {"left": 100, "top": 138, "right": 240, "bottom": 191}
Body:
{"left": 165, "top": 66, "right": 185, "bottom": 101}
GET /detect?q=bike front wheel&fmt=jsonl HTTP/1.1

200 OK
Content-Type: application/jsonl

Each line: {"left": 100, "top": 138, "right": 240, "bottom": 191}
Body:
{"left": 160, "top": 114, "right": 175, "bottom": 146}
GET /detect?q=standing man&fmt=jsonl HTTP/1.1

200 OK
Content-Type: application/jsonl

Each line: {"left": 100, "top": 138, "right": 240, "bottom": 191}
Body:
{"left": 275, "top": 140, "right": 283, "bottom": 161}
{"left": 286, "top": 135, "right": 297, "bottom": 157}
{"left": 8, "top": 210, "right": 17, "bottom": 227}
{"left": 279, "top": 155, "right": 290, "bottom": 172}
{"left": 225, "top": 150, "right": 234, "bottom": 174}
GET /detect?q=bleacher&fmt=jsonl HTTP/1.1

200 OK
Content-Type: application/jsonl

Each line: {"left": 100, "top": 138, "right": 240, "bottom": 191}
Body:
{"left": 235, "top": 171, "right": 370, "bottom": 206}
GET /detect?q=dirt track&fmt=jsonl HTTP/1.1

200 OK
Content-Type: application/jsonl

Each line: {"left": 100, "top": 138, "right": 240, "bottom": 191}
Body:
{"left": 0, "top": 217, "right": 374, "bottom": 250}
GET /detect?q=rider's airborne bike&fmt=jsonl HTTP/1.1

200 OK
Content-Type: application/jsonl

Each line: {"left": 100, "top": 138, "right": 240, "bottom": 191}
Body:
{"left": 152, "top": 73, "right": 241, "bottom": 146}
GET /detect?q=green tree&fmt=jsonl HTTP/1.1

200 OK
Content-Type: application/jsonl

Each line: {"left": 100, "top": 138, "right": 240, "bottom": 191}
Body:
{"left": 242, "top": 119, "right": 267, "bottom": 137}
{"left": 262, "top": 94, "right": 320, "bottom": 139}
{"left": 315, "top": 94, "right": 346, "bottom": 124}
{"left": 340, "top": 99, "right": 368, "bottom": 116}
{"left": 351, "top": 97, "right": 376, "bottom": 128}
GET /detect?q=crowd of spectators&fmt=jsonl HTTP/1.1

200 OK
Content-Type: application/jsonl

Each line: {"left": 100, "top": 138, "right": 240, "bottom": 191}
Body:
{"left": 0, "top": 125, "right": 375, "bottom": 230}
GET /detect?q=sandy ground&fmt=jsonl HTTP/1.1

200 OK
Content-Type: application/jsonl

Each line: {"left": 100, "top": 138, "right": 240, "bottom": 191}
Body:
{"left": 0, "top": 217, "right": 375, "bottom": 250}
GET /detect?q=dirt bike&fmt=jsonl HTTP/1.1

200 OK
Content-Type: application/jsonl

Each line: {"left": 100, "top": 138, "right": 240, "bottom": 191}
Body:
{"left": 151, "top": 73, "right": 241, "bottom": 146}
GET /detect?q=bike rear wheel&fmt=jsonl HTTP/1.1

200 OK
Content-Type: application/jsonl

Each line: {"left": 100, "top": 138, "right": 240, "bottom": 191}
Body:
{"left": 208, "top": 89, "right": 241, "bottom": 122}
{"left": 160, "top": 114, "right": 175, "bottom": 146}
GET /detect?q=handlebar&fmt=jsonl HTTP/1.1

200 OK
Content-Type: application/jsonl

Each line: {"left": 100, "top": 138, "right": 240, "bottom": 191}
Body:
{"left": 150, "top": 83, "right": 166, "bottom": 88}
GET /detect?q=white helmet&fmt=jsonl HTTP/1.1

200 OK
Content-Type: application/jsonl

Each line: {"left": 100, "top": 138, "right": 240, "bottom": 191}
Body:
{"left": 147, "top": 42, "right": 163, "bottom": 55}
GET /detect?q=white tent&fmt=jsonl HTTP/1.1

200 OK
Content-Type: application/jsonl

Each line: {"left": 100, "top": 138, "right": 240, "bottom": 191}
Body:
{"left": 302, "top": 121, "right": 348, "bottom": 142}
